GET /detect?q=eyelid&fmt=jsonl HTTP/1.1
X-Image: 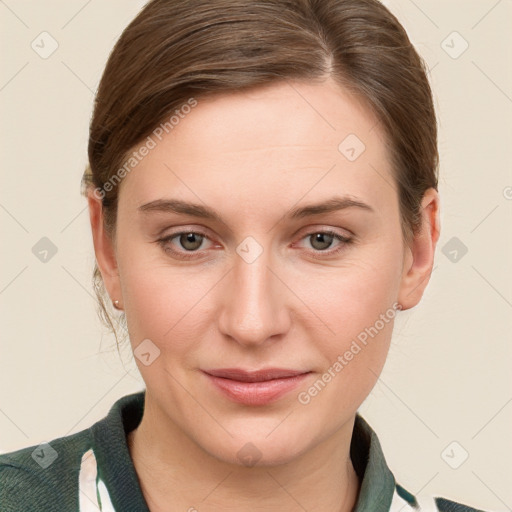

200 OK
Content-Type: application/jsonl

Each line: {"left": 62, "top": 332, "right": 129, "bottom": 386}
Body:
{"left": 296, "top": 224, "right": 354, "bottom": 239}
{"left": 293, "top": 228, "right": 353, "bottom": 255}
{"left": 158, "top": 227, "right": 216, "bottom": 249}
{"left": 157, "top": 225, "right": 354, "bottom": 261}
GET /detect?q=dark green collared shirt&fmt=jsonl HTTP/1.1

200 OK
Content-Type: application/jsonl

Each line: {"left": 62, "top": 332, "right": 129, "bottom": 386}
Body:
{"left": 0, "top": 391, "right": 487, "bottom": 511}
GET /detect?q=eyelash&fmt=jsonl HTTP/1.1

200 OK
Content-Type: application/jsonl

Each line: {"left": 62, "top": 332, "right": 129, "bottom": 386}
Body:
{"left": 157, "top": 229, "right": 353, "bottom": 261}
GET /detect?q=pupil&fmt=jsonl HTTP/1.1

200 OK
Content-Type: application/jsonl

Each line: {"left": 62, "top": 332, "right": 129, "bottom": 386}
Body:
{"left": 312, "top": 233, "right": 332, "bottom": 250}
{"left": 181, "top": 233, "right": 202, "bottom": 250}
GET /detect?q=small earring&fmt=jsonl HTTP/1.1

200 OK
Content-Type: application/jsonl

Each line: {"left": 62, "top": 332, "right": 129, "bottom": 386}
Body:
{"left": 113, "top": 299, "right": 122, "bottom": 310}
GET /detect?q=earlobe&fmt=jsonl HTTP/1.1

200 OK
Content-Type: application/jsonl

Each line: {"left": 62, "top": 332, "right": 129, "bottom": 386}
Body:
{"left": 87, "top": 189, "right": 122, "bottom": 305}
{"left": 397, "top": 188, "right": 441, "bottom": 310}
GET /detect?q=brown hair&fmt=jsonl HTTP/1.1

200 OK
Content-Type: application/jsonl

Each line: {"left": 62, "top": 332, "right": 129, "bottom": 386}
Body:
{"left": 82, "top": 0, "right": 439, "bottom": 347}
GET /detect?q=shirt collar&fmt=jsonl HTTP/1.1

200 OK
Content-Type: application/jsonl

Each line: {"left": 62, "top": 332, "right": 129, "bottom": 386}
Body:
{"left": 91, "top": 390, "right": 397, "bottom": 511}
{"left": 351, "top": 413, "right": 397, "bottom": 511}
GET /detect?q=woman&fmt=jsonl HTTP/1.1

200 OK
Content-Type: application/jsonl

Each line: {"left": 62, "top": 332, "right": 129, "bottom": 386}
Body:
{"left": 0, "top": 0, "right": 489, "bottom": 510}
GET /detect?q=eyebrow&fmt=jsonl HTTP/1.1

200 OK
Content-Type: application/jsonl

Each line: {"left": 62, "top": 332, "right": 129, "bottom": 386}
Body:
{"left": 138, "top": 195, "right": 374, "bottom": 222}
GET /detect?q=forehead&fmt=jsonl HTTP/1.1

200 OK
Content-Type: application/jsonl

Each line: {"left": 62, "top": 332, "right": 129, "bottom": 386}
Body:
{"left": 119, "top": 78, "right": 397, "bottom": 219}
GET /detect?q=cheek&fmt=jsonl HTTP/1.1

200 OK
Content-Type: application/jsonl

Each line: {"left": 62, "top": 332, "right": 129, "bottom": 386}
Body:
{"left": 117, "top": 241, "right": 221, "bottom": 358}
{"left": 297, "top": 242, "right": 403, "bottom": 343}
{"left": 294, "top": 257, "right": 401, "bottom": 419}
{"left": 294, "top": 241, "right": 402, "bottom": 404}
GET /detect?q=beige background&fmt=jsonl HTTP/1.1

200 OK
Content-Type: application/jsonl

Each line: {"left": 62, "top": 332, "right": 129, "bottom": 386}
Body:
{"left": 1, "top": 0, "right": 511, "bottom": 510}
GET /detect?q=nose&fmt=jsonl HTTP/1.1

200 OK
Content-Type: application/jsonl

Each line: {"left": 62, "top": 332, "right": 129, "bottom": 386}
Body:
{"left": 217, "top": 245, "right": 291, "bottom": 347}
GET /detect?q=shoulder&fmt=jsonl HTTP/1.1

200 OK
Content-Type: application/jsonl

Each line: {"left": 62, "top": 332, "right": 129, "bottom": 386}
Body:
{"left": 352, "top": 414, "right": 493, "bottom": 512}
{"left": 0, "top": 428, "right": 92, "bottom": 511}
{"left": 435, "top": 496, "right": 490, "bottom": 512}
{"left": 392, "top": 483, "right": 492, "bottom": 512}
{"left": 0, "top": 391, "right": 145, "bottom": 511}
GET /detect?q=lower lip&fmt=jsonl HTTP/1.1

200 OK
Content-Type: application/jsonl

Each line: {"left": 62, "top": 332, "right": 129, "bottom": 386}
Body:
{"left": 203, "top": 372, "right": 311, "bottom": 406}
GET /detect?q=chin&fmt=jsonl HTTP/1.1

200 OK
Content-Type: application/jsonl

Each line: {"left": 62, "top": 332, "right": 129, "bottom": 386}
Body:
{"left": 201, "top": 432, "right": 308, "bottom": 469}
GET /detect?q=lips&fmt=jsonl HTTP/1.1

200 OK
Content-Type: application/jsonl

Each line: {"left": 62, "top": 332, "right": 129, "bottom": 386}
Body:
{"left": 204, "top": 368, "right": 309, "bottom": 382}
{"left": 202, "top": 367, "right": 312, "bottom": 406}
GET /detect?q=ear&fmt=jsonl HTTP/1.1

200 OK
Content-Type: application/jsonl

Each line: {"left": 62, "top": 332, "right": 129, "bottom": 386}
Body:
{"left": 87, "top": 188, "right": 122, "bottom": 308}
{"left": 397, "top": 187, "right": 441, "bottom": 310}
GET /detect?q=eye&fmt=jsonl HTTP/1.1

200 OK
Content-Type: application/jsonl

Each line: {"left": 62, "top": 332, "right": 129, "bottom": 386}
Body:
{"left": 157, "top": 228, "right": 354, "bottom": 261}
{"left": 297, "top": 229, "right": 353, "bottom": 258}
{"left": 157, "top": 230, "right": 213, "bottom": 260}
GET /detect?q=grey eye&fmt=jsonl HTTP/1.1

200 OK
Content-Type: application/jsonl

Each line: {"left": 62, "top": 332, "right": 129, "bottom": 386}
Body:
{"left": 308, "top": 232, "right": 335, "bottom": 251}
{"left": 178, "top": 232, "right": 204, "bottom": 251}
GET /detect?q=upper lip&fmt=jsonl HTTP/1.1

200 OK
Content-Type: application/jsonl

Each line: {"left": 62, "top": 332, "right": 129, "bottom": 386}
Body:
{"left": 203, "top": 368, "right": 310, "bottom": 383}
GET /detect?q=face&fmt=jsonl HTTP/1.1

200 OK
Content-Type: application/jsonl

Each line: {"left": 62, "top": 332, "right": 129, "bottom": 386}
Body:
{"left": 90, "top": 78, "right": 438, "bottom": 467}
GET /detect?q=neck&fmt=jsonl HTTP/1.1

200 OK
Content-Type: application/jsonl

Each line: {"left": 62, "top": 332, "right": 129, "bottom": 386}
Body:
{"left": 127, "top": 397, "right": 360, "bottom": 512}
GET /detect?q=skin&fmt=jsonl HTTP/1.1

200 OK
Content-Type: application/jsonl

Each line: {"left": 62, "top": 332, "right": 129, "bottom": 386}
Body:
{"left": 88, "top": 77, "right": 440, "bottom": 511}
